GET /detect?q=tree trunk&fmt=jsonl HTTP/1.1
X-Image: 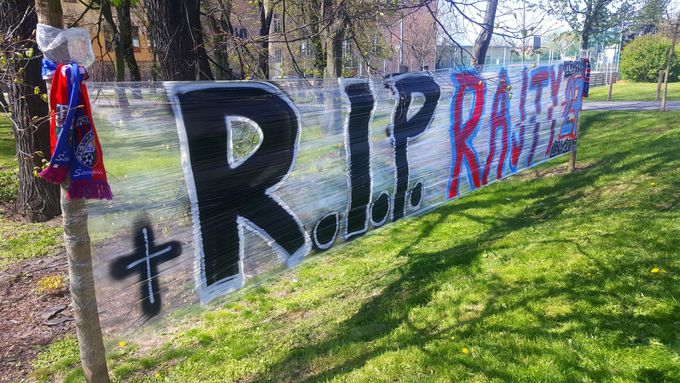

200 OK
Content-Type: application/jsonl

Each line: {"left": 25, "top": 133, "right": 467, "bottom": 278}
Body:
{"left": 36, "top": 0, "right": 64, "bottom": 27}
{"left": 324, "top": 28, "right": 344, "bottom": 78}
{"left": 661, "top": 16, "right": 680, "bottom": 111}
{"left": 471, "top": 0, "right": 498, "bottom": 69}
{"left": 145, "top": 0, "right": 213, "bottom": 80}
{"left": 116, "top": 0, "right": 142, "bottom": 82}
{"left": 306, "top": 0, "right": 326, "bottom": 75}
{"left": 205, "top": 0, "right": 234, "bottom": 80}
{"left": 0, "top": 0, "right": 60, "bottom": 222}
{"left": 580, "top": 1, "right": 594, "bottom": 52}
{"left": 321, "top": 0, "right": 346, "bottom": 135}
{"left": 322, "top": 0, "right": 346, "bottom": 79}
{"left": 258, "top": 0, "right": 274, "bottom": 79}
{"left": 61, "top": 186, "right": 111, "bottom": 383}
{"left": 34, "top": 2, "right": 111, "bottom": 382}
{"left": 580, "top": 28, "right": 590, "bottom": 51}
{"left": 100, "top": 0, "right": 131, "bottom": 109}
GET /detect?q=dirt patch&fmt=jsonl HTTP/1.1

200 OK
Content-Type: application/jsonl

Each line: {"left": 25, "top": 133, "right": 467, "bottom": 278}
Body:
{"left": 514, "top": 160, "right": 597, "bottom": 181}
{"left": 0, "top": 254, "right": 74, "bottom": 383}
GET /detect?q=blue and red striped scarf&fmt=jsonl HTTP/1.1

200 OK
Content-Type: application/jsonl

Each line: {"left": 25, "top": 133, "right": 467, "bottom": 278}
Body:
{"left": 40, "top": 62, "right": 112, "bottom": 200}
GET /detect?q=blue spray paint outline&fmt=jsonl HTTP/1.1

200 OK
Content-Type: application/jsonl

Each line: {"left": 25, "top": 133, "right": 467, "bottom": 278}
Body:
{"left": 447, "top": 67, "right": 486, "bottom": 198}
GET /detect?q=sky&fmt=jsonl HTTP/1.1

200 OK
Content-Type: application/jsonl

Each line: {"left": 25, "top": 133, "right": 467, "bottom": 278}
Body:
{"left": 435, "top": 0, "right": 680, "bottom": 47}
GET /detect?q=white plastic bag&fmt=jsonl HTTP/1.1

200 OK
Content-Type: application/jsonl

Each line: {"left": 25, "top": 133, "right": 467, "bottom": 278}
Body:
{"left": 36, "top": 23, "right": 95, "bottom": 67}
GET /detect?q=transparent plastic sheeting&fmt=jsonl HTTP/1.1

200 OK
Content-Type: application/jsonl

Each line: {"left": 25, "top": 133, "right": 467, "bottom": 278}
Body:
{"left": 88, "top": 63, "right": 585, "bottom": 335}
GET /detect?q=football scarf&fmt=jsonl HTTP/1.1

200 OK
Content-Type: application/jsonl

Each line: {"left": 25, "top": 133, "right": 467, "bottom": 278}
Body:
{"left": 40, "top": 62, "right": 112, "bottom": 200}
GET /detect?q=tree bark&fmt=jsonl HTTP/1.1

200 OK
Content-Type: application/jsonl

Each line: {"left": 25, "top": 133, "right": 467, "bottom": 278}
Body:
{"left": 60, "top": 186, "right": 111, "bottom": 383}
{"left": 34, "top": 2, "right": 111, "bottom": 382}
{"left": 320, "top": 0, "right": 346, "bottom": 135}
{"left": 145, "top": 0, "right": 213, "bottom": 80}
{"left": 116, "top": 0, "right": 141, "bottom": 82}
{"left": 100, "top": 0, "right": 131, "bottom": 109}
{"left": 257, "top": 0, "right": 274, "bottom": 79}
{"left": 321, "top": 0, "right": 347, "bottom": 79}
{"left": 205, "top": 0, "right": 234, "bottom": 80}
{"left": 0, "top": 0, "right": 60, "bottom": 222}
{"left": 36, "top": 0, "right": 64, "bottom": 27}
{"left": 471, "top": 0, "right": 498, "bottom": 69}
{"left": 324, "top": 28, "right": 344, "bottom": 78}
{"left": 580, "top": 0, "right": 595, "bottom": 51}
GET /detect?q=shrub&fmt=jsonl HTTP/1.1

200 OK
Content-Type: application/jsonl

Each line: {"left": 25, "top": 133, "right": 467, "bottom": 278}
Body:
{"left": 0, "top": 169, "right": 18, "bottom": 203}
{"left": 620, "top": 35, "right": 680, "bottom": 82}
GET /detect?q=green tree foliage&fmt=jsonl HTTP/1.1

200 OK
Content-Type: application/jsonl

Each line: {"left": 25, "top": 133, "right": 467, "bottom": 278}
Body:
{"left": 620, "top": 34, "right": 680, "bottom": 82}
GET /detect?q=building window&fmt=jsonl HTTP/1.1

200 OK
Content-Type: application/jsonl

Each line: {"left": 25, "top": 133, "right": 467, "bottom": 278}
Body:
{"left": 272, "top": 15, "right": 282, "bottom": 33}
{"left": 274, "top": 48, "right": 282, "bottom": 63}
{"left": 132, "top": 26, "right": 140, "bottom": 51}
{"left": 235, "top": 27, "right": 249, "bottom": 39}
{"left": 300, "top": 41, "right": 313, "bottom": 56}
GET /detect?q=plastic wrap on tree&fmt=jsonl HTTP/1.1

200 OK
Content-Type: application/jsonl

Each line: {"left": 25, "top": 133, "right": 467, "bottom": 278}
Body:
{"left": 36, "top": 23, "right": 95, "bottom": 67}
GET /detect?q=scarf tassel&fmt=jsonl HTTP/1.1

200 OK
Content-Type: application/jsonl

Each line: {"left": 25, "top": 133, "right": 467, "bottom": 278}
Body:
{"left": 67, "top": 180, "right": 113, "bottom": 200}
{"left": 39, "top": 165, "right": 69, "bottom": 185}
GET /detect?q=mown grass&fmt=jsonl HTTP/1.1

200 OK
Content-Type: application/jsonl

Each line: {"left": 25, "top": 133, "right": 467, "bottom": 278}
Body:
{"left": 0, "top": 114, "right": 62, "bottom": 269}
{"left": 587, "top": 81, "right": 680, "bottom": 102}
{"left": 33, "top": 110, "right": 680, "bottom": 382}
{"left": 0, "top": 114, "right": 15, "bottom": 166}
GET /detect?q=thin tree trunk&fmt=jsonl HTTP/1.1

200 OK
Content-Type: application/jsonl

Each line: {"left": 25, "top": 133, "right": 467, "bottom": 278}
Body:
{"left": 258, "top": 0, "right": 274, "bottom": 79}
{"left": 661, "top": 16, "right": 679, "bottom": 111}
{"left": 60, "top": 186, "right": 110, "bottom": 383}
{"left": 116, "top": 0, "right": 141, "bottom": 82}
{"left": 306, "top": 0, "right": 326, "bottom": 75}
{"left": 321, "top": 1, "right": 345, "bottom": 135}
{"left": 34, "top": 1, "right": 111, "bottom": 382}
{"left": 206, "top": 0, "right": 234, "bottom": 79}
{"left": 1, "top": 0, "right": 60, "bottom": 222}
{"left": 100, "top": 0, "right": 131, "bottom": 109}
{"left": 471, "top": 0, "right": 498, "bottom": 69}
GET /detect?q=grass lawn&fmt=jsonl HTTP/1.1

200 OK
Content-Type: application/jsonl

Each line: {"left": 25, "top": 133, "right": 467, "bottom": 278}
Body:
{"left": 586, "top": 81, "right": 680, "bottom": 102}
{"left": 0, "top": 114, "right": 15, "bottom": 166}
{"left": 30, "top": 110, "right": 680, "bottom": 382}
{"left": 0, "top": 114, "right": 62, "bottom": 269}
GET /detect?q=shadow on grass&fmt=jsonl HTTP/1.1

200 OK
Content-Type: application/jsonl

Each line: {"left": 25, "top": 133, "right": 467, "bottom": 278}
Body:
{"left": 242, "top": 117, "right": 680, "bottom": 382}
{"left": 58, "top": 112, "right": 677, "bottom": 383}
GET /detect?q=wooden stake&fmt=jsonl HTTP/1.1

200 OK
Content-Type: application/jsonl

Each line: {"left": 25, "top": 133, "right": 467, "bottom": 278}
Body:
{"left": 567, "top": 114, "right": 581, "bottom": 173}
{"left": 657, "top": 70, "right": 664, "bottom": 101}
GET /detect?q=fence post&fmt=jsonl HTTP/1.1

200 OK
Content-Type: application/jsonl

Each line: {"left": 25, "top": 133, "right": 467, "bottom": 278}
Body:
{"left": 567, "top": 115, "right": 581, "bottom": 173}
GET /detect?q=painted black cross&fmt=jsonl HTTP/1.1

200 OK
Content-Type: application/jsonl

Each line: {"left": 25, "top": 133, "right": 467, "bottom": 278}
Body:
{"left": 110, "top": 216, "right": 181, "bottom": 318}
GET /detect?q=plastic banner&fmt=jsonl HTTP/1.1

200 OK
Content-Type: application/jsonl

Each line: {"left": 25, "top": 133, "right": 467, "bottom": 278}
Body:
{"left": 86, "top": 63, "right": 586, "bottom": 335}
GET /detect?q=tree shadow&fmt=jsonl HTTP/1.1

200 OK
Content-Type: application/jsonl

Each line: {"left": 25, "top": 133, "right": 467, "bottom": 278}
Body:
{"left": 245, "top": 120, "right": 680, "bottom": 382}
